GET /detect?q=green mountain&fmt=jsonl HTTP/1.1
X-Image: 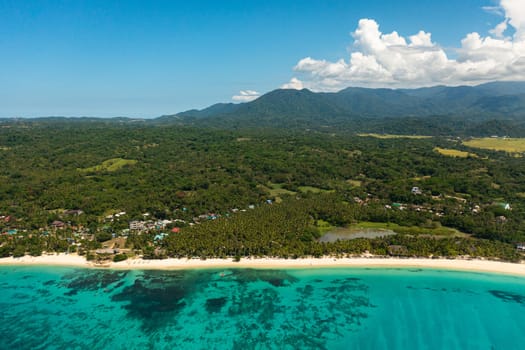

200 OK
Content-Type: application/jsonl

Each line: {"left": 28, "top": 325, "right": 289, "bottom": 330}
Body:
{"left": 168, "top": 82, "right": 525, "bottom": 127}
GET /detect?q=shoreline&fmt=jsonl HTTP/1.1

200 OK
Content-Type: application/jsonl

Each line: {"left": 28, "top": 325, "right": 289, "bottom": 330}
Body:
{"left": 1, "top": 254, "right": 525, "bottom": 276}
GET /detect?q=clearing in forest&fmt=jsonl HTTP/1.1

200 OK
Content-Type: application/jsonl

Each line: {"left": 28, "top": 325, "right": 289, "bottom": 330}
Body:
{"left": 463, "top": 137, "right": 525, "bottom": 154}
{"left": 78, "top": 158, "right": 137, "bottom": 173}
{"left": 357, "top": 133, "right": 432, "bottom": 139}
{"left": 297, "top": 186, "right": 335, "bottom": 194}
{"left": 434, "top": 147, "right": 477, "bottom": 158}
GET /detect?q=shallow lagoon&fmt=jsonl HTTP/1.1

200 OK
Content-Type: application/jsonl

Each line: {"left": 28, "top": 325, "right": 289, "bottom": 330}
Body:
{"left": 1, "top": 266, "right": 524, "bottom": 349}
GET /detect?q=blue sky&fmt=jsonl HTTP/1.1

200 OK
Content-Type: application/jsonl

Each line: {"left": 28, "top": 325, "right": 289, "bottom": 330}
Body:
{"left": 0, "top": 0, "right": 522, "bottom": 117}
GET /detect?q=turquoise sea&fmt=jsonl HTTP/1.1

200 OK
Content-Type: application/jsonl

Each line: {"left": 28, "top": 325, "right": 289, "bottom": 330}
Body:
{"left": 1, "top": 266, "right": 524, "bottom": 349}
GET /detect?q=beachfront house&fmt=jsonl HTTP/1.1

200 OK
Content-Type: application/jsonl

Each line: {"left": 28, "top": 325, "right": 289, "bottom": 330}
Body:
{"left": 411, "top": 187, "right": 422, "bottom": 195}
{"left": 64, "top": 209, "right": 84, "bottom": 216}
{"left": 499, "top": 203, "right": 512, "bottom": 211}
{"left": 95, "top": 248, "right": 120, "bottom": 255}
{"left": 51, "top": 220, "right": 65, "bottom": 229}
{"left": 154, "top": 233, "right": 168, "bottom": 241}
{"left": 129, "top": 221, "right": 145, "bottom": 231}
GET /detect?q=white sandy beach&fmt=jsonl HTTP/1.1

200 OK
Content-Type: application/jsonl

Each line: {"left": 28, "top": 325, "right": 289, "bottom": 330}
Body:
{"left": 0, "top": 254, "right": 89, "bottom": 267}
{"left": 1, "top": 253, "right": 525, "bottom": 276}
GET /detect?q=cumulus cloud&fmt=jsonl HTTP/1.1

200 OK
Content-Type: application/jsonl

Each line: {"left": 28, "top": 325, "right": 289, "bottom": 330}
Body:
{"left": 490, "top": 19, "right": 508, "bottom": 38}
{"left": 500, "top": 0, "right": 525, "bottom": 40}
{"left": 281, "top": 77, "right": 304, "bottom": 90}
{"left": 232, "top": 90, "right": 260, "bottom": 102}
{"left": 283, "top": 0, "right": 525, "bottom": 91}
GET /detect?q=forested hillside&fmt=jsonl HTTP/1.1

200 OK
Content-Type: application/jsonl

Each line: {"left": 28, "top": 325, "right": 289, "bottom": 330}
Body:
{"left": 165, "top": 82, "right": 525, "bottom": 134}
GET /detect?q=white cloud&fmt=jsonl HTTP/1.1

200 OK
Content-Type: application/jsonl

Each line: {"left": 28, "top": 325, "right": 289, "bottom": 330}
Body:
{"left": 482, "top": 6, "right": 504, "bottom": 17}
{"left": 283, "top": 0, "right": 525, "bottom": 91}
{"left": 232, "top": 90, "right": 260, "bottom": 102}
{"left": 500, "top": 0, "right": 525, "bottom": 40}
{"left": 490, "top": 19, "right": 508, "bottom": 38}
{"left": 281, "top": 77, "right": 304, "bottom": 90}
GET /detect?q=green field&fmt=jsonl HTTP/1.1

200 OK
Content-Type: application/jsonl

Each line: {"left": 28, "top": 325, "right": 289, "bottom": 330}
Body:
{"left": 297, "top": 186, "right": 334, "bottom": 194}
{"left": 78, "top": 158, "right": 138, "bottom": 173}
{"left": 315, "top": 219, "right": 335, "bottom": 233}
{"left": 346, "top": 179, "right": 362, "bottom": 187}
{"left": 344, "top": 221, "right": 467, "bottom": 237}
{"left": 261, "top": 183, "right": 335, "bottom": 200}
{"left": 258, "top": 183, "right": 297, "bottom": 202}
{"left": 463, "top": 137, "right": 525, "bottom": 153}
{"left": 357, "top": 133, "right": 432, "bottom": 139}
{"left": 434, "top": 147, "right": 477, "bottom": 158}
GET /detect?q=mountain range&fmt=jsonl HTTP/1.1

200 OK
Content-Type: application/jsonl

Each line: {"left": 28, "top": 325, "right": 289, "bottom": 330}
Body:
{"left": 168, "top": 82, "right": 525, "bottom": 125}
{"left": 4, "top": 81, "right": 525, "bottom": 136}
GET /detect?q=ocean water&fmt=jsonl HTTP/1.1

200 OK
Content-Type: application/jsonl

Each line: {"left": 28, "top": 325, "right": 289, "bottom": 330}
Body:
{"left": 1, "top": 266, "right": 524, "bottom": 350}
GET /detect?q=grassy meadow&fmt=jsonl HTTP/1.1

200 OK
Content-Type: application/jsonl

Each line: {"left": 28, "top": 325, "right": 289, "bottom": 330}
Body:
{"left": 78, "top": 158, "right": 138, "bottom": 173}
{"left": 357, "top": 133, "right": 432, "bottom": 139}
{"left": 463, "top": 137, "right": 525, "bottom": 154}
{"left": 433, "top": 147, "right": 477, "bottom": 158}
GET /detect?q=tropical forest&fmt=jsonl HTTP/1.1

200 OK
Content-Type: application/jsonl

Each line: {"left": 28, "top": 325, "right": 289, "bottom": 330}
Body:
{"left": 2, "top": 93, "right": 525, "bottom": 263}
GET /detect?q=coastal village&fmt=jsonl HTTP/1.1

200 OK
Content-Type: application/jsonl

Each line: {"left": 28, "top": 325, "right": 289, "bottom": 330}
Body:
{"left": 0, "top": 185, "right": 521, "bottom": 263}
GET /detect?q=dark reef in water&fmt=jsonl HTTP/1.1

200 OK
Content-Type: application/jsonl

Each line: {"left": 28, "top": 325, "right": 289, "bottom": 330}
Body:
{"left": 206, "top": 297, "right": 228, "bottom": 313}
{"left": 61, "top": 270, "right": 128, "bottom": 296}
{"left": 489, "top": 290, "right": 525, "bottom": 305}
{"left": 227, "top": 268, "right": 299, "bottom": 287}
{"left": 110, "top": 270, "right": 216, "bottom": 330}
{"left": 104, "top": 269, "right": 374, "bottom": 348}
